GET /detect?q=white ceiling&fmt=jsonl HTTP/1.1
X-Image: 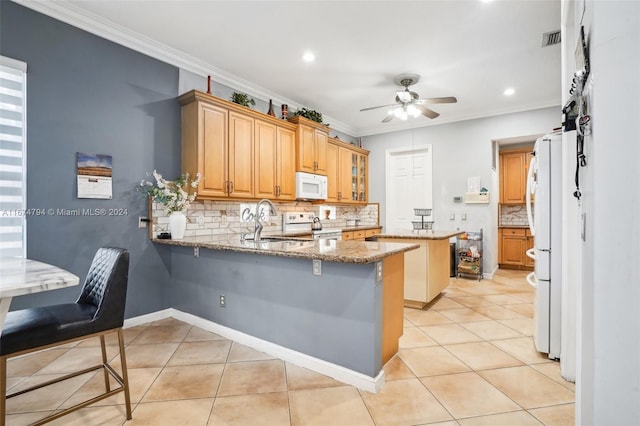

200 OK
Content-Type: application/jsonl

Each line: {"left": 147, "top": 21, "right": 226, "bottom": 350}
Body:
{"left": 19, "top": 0, "right": 561, "bottom": 137}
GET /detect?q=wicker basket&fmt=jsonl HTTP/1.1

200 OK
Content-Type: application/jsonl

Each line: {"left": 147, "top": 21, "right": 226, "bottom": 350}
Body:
{"left": 411, "top": 221, "right": 434, "bottom": 230}
{"left": 413, "top": 208, "right": 432, "bottom": 216}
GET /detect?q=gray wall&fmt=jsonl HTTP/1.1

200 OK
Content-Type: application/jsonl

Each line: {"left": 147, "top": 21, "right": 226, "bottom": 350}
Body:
{"left": 0, "top": 2, "right": 178, "bottom": 316}
{"left": 170, "top": 246, "right": 382, "bottom": 376}
{"left": 363, "top": 106, "right": 559, "bottom": 273}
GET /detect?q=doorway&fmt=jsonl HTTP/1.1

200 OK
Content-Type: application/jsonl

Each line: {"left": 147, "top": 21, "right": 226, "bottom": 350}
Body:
{"left": 385, "top": 145, "right": 433, "bottom": 232}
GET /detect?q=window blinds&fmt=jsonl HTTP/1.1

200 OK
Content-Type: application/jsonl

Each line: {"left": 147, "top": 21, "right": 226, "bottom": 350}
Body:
{"left": 0, "top": 56, "right": 27, "bottom": 258}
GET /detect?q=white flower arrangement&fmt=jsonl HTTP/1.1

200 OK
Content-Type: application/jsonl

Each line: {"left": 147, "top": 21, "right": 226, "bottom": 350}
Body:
{"left": 139, "top": 170, "right": 201, "bottom": 214}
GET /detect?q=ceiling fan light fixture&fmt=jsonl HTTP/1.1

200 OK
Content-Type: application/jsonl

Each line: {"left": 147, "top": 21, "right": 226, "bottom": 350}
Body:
{"left": 393, "top": 108, "right": 408, "bottom": 120}
{"left": 397, "top": 91, "right": 412, "bottom": 103}
{"left": 407, "top": 104, "right": 421, "bottom": 117}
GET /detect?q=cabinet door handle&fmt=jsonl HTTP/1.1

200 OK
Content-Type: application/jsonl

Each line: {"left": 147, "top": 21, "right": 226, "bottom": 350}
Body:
{"left": 229, "top": 181, "right": 234, "bottom": 193}
{"left": 225, "top": 180, "right": 229, "bottom": 194}
{"left": 276, "top": 185, "right": 280, "bottom": 197}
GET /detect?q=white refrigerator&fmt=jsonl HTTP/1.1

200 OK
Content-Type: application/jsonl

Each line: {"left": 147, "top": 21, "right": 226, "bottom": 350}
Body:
{"left": 526, "top": 132, "right": 562, "bottom": 359}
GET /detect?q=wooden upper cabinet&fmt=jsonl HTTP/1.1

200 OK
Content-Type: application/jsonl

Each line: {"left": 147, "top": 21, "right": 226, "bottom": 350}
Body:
{"left": 228, "top": 111, "right": 254, "bottom": 198}
{"left": 327, "top": 137, "right": 370, "bottom": 204}
{"left": 254, "top": 121, "right": 296, "bottom": 200}
{"left": 276, "top": 126, "right": 296, "bottom": 200}
{"left": 338, "top": 146, "right": 353, "bottom": 202}
{"left": 500, "top": 147, "right": 533, "bottom": 204}
{"left": 289, "top": 116, "right": 329, "bottom": 175}
{"left": 254, "top": 120, "right": 277, "bottom": 199}
{"left": 314, "top": 130, "right": 328, "bottom": 174}
{"left": 181, "top": 100, "right": 228, "bottom": 198}
{"left": 179, "top": 90, "right": 297, "bottom": 201}
{"left": 326, "top": 142, "right": 339, "bottom": 202}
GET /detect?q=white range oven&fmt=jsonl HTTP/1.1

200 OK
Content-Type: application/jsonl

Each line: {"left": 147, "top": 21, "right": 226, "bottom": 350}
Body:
{"left": 311, "top": 228, "right": 342, "bottom": 241}
{"left": 283, "top": 211, "right": 342, "bottom": 240}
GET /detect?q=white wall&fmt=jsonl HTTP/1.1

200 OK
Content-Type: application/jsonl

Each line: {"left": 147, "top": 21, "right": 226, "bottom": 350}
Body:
{"left": 364, "top": 107, "right": 559, "bottom": 273}
{"left": 570, "top": 0, "right": 640, "bottom": 424}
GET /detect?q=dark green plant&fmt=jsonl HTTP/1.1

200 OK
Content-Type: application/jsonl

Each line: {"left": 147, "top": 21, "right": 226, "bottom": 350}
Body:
{"left": 230, "top": 92, "right": 255, "bottom": 108}
{"left": 294, "top": 107, "right": 324, "bottom": 124}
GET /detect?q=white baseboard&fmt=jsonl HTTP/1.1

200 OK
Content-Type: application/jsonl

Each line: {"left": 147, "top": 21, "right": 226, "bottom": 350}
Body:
{"left": 123, "top": 308, "right": 173, "bottom": 328}
{"left": 484, "top": 264, "right": 499, "bottom": 280}
{"left": 123, "top": 308, "right": 385, "bottom": 393}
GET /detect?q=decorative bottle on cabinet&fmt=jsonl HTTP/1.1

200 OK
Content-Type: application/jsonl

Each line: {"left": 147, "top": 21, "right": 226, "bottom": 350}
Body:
{"left": 267, "top": 99, "right": 276, "bottom": 117}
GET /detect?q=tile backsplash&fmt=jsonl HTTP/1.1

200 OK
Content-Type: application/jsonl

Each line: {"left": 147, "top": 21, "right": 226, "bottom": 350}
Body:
{"left": 151, "top": 200, "right": 379, "bottom": 238}
{"left": 499, "top": 204, "right": 528, "bottom": 227}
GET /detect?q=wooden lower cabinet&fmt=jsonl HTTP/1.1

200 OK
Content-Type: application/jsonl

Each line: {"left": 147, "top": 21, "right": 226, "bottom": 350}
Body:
{"left": 342, "top": 228, "right": 380, "bottom": 241}
{"left": 498, "top": 227, "right": 534, "bottom": 270}
{"left": 365, "top": 228, "right": 382, "bottom": 238}
{"left": 525, "top": 233, "right": 535, "bottom": 268}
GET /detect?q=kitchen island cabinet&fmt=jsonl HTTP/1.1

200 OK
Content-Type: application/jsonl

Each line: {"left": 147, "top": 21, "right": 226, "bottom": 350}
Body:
{"left": 154, "top": 235, "right": 418, "bottom": 391}
{"left": 372, "top": 231, "right": 464, "bottom": 309}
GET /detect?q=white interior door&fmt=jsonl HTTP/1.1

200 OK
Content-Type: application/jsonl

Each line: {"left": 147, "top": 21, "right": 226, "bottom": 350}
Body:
{"left": 385, "top": 145, "right": 433, "bottom": 232}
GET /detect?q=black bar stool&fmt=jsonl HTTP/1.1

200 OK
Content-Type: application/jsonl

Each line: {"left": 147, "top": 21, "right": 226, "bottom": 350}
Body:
{"left": 1, "top": 247, "right": 132, "bottom": 425}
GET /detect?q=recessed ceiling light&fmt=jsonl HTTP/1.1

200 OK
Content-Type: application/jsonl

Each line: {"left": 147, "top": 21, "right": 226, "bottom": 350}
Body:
{"left": 504, "top": 88, "right": 515, "bottom": 96}
{"left": 302, "top": 51, "right": 315, "bottom": 62}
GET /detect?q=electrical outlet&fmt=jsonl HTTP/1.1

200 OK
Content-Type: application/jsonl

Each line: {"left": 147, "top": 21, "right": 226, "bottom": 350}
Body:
{"left": 219, "top": 294, "right": 226, "bottom": 307}
{"left": 312, "top": 259, "right": 322, "bottom": 276}
{"left": 194, "top": 247, "right": 199, "bottom": 258}
{"left": 461, "top": 213, "right": 467, "bottom": 220}
{"left": 197, "top": 215, "right": 204, "bottom": 227}
{"left": 376, "top": 262, "right": 383, "bottom": 281}
{"left": 138, "top": 217, "right": 148, "bottom": 228}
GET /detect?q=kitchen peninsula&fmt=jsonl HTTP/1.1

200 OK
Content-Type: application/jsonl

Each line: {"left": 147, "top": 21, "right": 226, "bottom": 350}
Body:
{"left": 153, "top": 235, "right": 418, "bottom": 391}
{"left": 373, "top": 230, "right": 464, "bottom": 308}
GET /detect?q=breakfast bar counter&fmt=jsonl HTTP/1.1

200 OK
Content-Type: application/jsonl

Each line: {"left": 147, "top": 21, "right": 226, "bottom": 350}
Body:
{"left": 153, "top": 234, "right": 418, "bottom": 264}
{"left": 152, "top": 235, "right": 419, "bottom": 391}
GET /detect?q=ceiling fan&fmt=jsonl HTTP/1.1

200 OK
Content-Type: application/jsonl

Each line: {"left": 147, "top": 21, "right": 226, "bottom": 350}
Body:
{"left": 360, "top": 74, "right": 457, "bottom": 123}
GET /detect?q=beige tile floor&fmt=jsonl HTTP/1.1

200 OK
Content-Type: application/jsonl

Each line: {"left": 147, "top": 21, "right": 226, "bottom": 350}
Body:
{"left": 4, "top": 269, "right": 575, "bottom": 425}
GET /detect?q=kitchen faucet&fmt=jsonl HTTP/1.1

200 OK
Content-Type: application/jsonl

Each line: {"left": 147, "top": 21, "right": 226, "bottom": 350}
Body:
{"left": 253, "top": 199, "right": 276, "bottom": 242}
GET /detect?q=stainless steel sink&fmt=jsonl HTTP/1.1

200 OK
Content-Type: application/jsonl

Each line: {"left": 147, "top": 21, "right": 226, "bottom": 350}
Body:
{"left": 242, "top": 236, "right": 313, "bottom": 243}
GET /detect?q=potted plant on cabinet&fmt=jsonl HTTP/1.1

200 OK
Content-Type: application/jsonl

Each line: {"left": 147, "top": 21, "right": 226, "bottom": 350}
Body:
{"left": 230, "top": 92, "right": 256, "bottom": 108}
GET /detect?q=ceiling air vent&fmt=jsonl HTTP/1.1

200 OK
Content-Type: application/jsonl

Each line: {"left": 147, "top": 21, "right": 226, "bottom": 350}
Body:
{"left": 542, "top": 30, "right": 561, "bottom": 47}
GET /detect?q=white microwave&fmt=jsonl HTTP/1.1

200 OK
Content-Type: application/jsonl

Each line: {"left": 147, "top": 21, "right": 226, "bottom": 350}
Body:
{"left": 295, "top": 172, "right": 327, "bottom": 200}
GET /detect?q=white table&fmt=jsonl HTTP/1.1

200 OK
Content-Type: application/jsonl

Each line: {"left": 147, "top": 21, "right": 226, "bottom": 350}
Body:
{"left": 0, "top": 258, "right": 80, "bottom": 330}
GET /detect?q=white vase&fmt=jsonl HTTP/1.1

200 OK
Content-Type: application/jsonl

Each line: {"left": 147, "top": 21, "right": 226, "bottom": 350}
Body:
{"left": 169, "top": 211, "right": 187, "bottom": 239}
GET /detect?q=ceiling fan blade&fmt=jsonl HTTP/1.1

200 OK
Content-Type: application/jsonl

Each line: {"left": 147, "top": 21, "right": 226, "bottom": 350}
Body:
{"left": 417, "top": 105, "right": 440, "bottom": 119}
{"left": 382, "top": 113, "right": 395, "bottom": 123}
{"left": 360, "top": 103, "right": 398, "bottom": 112}
{"left": 418, "top": 96, "right": 458, "bottom": 104}
{"left": 396, "top": 91, "right": 412, "bottom": 103}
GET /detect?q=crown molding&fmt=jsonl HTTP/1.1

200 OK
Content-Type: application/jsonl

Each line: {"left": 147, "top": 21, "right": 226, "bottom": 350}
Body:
{"left": 13, "top": 0, "right": 356, "bottom": 136}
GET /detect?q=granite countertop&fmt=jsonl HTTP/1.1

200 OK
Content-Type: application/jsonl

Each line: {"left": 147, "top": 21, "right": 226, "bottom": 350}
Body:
{"left": 371, "top": 230, "right": 464, "bottom": 240}
{"left": 152, "top": 233, "right": 418, "bottom": 264}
